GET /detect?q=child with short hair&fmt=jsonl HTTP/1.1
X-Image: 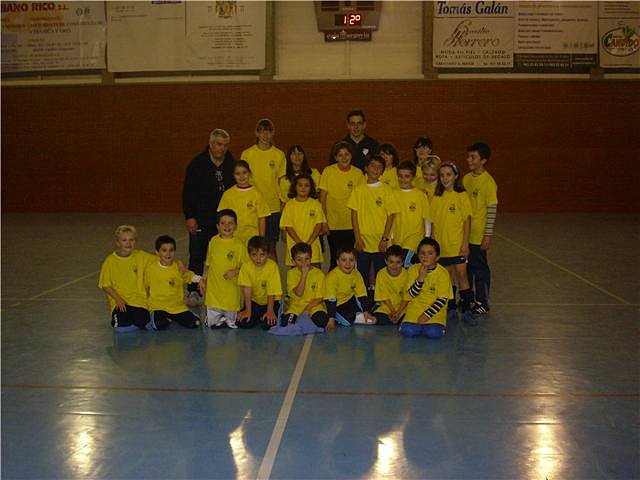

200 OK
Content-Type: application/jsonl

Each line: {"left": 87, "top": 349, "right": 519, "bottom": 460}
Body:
{"left": 463, "top": 142, "right": 498, "bottom": 314}
{"left": 200, "top": 209, "right": 247, "bottom": 329}
{"left": 373, "top": 245, "right": 409, "bottom": 325}
{"left": 393, "top": 160, "right": 432, "bottom": 265}
{"left": 279, "top": 174, "right": 326, "bottom": 267}
{"left": 324, "top": 246, "right": 377, "bottom": 326}
{"left": 98, "top": 225, "right": 155, "bottom": 332}
{"left": 282, "top": 242, "right": 331, "bottom": 329}
{"left": 400, "top": 237, "right": 452, "bottom": 338}
{"left": 144, "top": 235, "right": 201, "bottom": 329}
{"left": 218, "top": 160, "right": 270, "bottom": 245}
{"left": 430, "top": 162, "right": 475, "bottom": 325}
{"left": 237, "top": 235, "right": 283, "bottom": 329}
{"left": 347, "top": 154, "right": 400, "bottom": 296}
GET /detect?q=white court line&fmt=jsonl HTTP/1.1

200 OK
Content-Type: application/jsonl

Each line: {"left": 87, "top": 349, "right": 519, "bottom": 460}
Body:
{"left": 9, "top": 270, "right": 99, "bottom": 308}
{"left": 6, "top": 234, "right": 190, "bottom": 309}
{"left": 257, "top": 335, "right": 313, "bottom": 480}
{"left": 496, "top": 233, "right": 631, "bottom": 305}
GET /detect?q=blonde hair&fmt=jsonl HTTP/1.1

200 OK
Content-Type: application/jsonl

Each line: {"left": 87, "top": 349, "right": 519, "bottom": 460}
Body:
{"left": 114, "top": 225, "right": 137, "bottom": 239}
{"left": 423, "top": 155, "right": 442, "bottom": 171}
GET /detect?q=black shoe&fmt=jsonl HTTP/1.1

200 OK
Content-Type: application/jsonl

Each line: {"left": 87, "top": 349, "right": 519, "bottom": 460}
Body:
{"left": 470, "top": 302, "right": 490, "bottom": 315}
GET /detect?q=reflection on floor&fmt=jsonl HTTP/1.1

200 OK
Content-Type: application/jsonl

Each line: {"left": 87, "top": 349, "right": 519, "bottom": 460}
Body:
{"left": 2, "top": 213, "right": 639, "bottom": 479}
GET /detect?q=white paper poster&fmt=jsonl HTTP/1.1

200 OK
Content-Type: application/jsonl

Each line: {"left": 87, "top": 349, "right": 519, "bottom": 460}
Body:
{"left": 1, "top": 1, "right": 106, "bottom": 72}
{"left": 514, "top": 1, "right": 597, "bottom": 72}
{"left": 598, "top": 1, "right": 640, "bottom": 69}
{"left": 107, "top": 1, "right": 187, "bottom": 72}
{"left": 186, "top": 1, "right": 266, "bottom": 70}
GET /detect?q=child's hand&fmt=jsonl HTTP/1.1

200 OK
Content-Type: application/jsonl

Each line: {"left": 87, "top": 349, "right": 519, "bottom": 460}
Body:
{"left": 223, "top": 269, "right": 238, "bottom": 280}
{"left": 115, "top": 299, "right": 127, "bottom": 312}
{"left": 237, "top": 310, "right": 250, "bottom": 322}
{"left": 364, "top": 312, "right": 377, "bottom": 324}
{"left": 326, "top": 318, "right": 336, "bottom": 332}
{"left": 355, "top": 237, "right": 365, "bottom": 252}
{"left": 176, "top": 260, "right": 187, "bottom": 274}
{"left": 378, "top": 238, "right": 388, "bottom": 253}
{"left": 418, "top": 263, "right": 429, "bottom": 280}
{"left": 418, "top": 313, "right": 430, "bottom": 324}
{"left": 321, "top": 223, "right": 329, "bottom": 235}
{"left": 481, "top": 235, "right": 492, "bottom": 251}
{"left": 198, "top": 278, "right": 206, "bottom": 296}
{"left": 460, "top": 244, "right": 470, "bottom": 258}
{"left": 389, "top": 311, "right": 399, "bottom": 323}
{"left": 263, "top": 309, "right": 277, "bottom": 326}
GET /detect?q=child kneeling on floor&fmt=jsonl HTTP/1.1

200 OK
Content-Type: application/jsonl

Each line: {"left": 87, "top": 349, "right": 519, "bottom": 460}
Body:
{"left": 145, "top": 235, "right": 202, "bottom": 329}
{"left": 400, "top": 237, "right": 452, "bottom": 339}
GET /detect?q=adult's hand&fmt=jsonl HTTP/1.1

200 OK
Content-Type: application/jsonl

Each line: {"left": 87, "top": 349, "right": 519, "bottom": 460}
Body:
{"left": 186, "top": 218, "right": 198, "bottom": 234}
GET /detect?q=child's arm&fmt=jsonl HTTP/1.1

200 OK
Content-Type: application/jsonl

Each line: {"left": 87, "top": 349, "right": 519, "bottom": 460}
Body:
{"left": 351, "top": 210, "right": 365, "bottom": 251}
{"left": 198, "top": 267, "right": 207, "bottom": 296}
{"left": 258, "top": 217, "right": 266, "bottom": 237}
{"left": 306, "top": 223, "right": 323, "bottom": 246}
{"left": 392, "top": 300, "right": 409, "bottom": 323}
{"left": 102, "top": 287, "right": 127, "bottom": 312}
{"left": 238, "top": 286, "right": 253, "bottom": 321}
{"left": 285, "top": 227, "right": 303, "bottom": 245}
{"left": 417, "top": 297, "right": 448, "bottom": 324}
{"left": 223, "top": 268, "right": 240, "bottom": 280}
{"left": 379, "top": 213, "right": 395, "bottom": 252}
{"left": 481, "top": 204, "right": 497, "bottom": 250}
{"left": 301, "top": 298, "right": 323, "bottom": 316}
{"left": 263, "top": 295, "right": 278, "bottom": 326}
{"left": 319, "top": 190, "right": 330, "bottom": 234}
{"left": 293, "top": 267, "right": 309, "bottom": 297}
{"left": 460, "top": 215, "right": 471, "bottom": 257}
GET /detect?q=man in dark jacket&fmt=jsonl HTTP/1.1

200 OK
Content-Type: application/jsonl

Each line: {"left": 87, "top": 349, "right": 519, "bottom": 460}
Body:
{"left": 182, "top": 129, "right": 236, "bottom": 304}
{"left": 330, "top": 110, "right": 379, "bottom": 171}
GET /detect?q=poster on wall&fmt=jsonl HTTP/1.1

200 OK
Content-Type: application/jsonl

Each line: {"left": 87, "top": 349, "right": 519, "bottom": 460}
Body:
{"left": 106, "top": 1, "right": 187, "bottom": 72}
{"left": 186, "top": 1, "right": 266, "bottom": 70}
{"left": 433, "top": 1, "right": 515, "bottom": 69}
{"left": 1, "top": 1, "right": 106, "bottom": 72}
{"left": 514, "top": 1, "right": 598, "bottom": 73}
{"left": 598, "top": 1, "right": 640, "bottom": 70}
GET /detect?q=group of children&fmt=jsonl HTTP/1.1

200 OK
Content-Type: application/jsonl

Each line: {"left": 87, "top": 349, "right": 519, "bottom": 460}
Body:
{"left": 99, "top": 139, "right": 497, "bottom": 339}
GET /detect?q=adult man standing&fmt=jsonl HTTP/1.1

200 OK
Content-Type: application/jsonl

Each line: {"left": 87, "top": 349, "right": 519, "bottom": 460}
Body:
{"left": 331, "top": 110, "right": 379, "bottom": 171}
{"left": 182, "top": 129, "right": 236, "bottom": 305}
{"left": 240, "top": 118, "right": 286, "bottom": 260}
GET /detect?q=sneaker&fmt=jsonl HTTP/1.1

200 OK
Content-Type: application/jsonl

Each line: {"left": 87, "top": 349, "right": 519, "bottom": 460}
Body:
{"left": 462, "top": 310, "right": 478, "bottom": 326}
{"left": 353, "top": 312, "right": 367, "bottom": 324}
{"left": 225, "top": 317, "right": 238, "bottom": 329}
{"left": 470, "top": 302, "right": 490, "bottom": 315}
{"left": 186, "top": 291, "right": 203, "bottom": 307}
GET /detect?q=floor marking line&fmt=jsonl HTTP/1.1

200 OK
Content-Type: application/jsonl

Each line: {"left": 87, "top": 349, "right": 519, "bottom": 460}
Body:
{"left": 490, "top": 302, "right": 639, "bottom": 307}
{"left": 496, "top": 233, "right": 631, "bottom": 305}
{"left": 257, "top": 335, "right": 313, "bottom": 480}
{"left": 8, "top": 270, "right": 100, "bottom": 307}
{"left": 2, "top": 383, "right": 636, "bottom": 398}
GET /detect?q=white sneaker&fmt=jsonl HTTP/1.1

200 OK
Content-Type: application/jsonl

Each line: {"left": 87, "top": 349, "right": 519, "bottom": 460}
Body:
{"left": 353, "top": 312, "right": 367, "bottom": 324}
{"left": 225, "top": 317, "right": 238, "bottom": 329}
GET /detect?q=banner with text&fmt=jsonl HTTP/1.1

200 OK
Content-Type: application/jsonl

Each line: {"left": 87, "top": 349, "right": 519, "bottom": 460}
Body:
{"left": 598, "top": 1, "right": 640, "bottom": 70}
{"left": 433, "top": 1, "right": 599, "bottom": 73}
{"left": 1, "top": 1, "right": 106, "bottom": 72}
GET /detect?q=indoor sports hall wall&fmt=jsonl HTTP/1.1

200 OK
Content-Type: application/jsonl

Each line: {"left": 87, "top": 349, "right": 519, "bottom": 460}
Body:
{"left": 1, "top": 79, "right": 639, "bottom": 213}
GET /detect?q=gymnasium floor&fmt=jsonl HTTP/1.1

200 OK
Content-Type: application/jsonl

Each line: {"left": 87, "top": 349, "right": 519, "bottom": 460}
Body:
{"left": 1, "top": 213, "right": 638, "bottom": 479}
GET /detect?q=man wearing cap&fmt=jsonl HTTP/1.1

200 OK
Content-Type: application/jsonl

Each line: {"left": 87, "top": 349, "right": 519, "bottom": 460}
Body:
{"left": 182, "top": 129, "right": 236, "bottom": 305}
{"left": 240, "top": 119, "right": 286, "bottom": 259}
{"left": 331, "top": 110, "right": 379, "bottom": 171}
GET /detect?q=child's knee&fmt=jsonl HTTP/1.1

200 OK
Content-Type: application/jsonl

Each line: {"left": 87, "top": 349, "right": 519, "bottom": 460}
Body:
{"left": 399, "top": 322, "right": 422, "bottom": 337}
{"left": 424, "top": 324, "right": 445, "bottom": 339}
